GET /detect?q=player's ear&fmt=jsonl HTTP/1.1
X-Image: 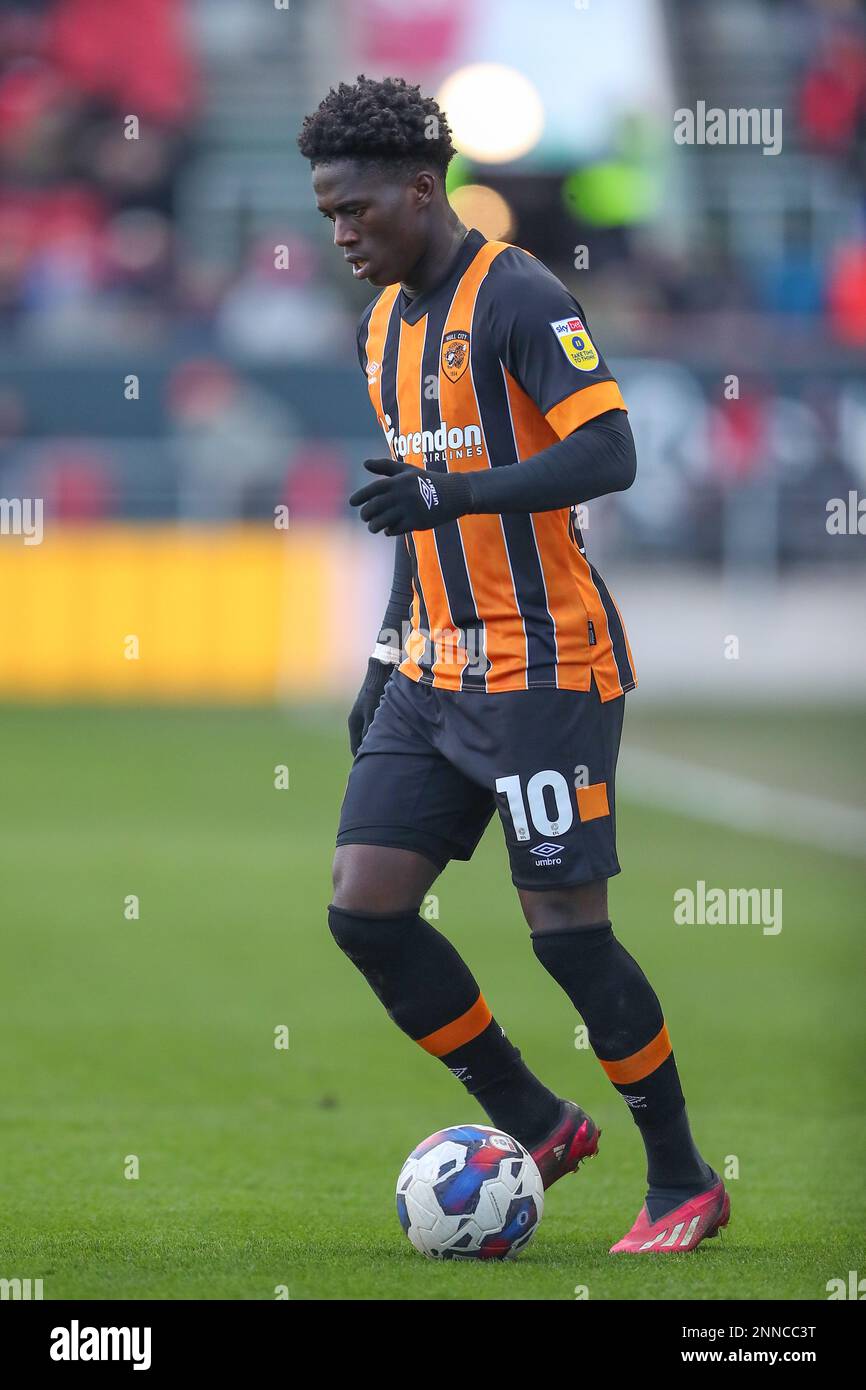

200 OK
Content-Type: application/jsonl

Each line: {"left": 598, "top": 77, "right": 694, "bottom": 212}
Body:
{"left": 411, "top": 171, "right": 436, "bottom": 209}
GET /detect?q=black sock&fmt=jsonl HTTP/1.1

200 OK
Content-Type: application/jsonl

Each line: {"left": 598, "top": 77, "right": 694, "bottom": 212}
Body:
{"left": 441, "top": 1018, "right": 563, "bottom": 1148}
{"left": 641, "top": 1112, "right": 716, "bottom": 1221}
{"left": 328, "top": 905, "right": 561, "bottom": 1148}
{"left": 531, "top": 921, "right": 710, "bottom": 1197}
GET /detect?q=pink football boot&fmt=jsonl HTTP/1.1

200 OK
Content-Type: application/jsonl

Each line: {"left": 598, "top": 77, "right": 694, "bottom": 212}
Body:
{"left": 529, "top": 1100, "right": 600, "bottom": 1191}
{"left": 609, "top": 1175, "right": 730, "bottom": 1253}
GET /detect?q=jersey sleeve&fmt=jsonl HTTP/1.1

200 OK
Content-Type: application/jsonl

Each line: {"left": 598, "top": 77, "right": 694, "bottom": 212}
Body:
{"left": 483, "top": 247, "right": 627, "bottom": 439}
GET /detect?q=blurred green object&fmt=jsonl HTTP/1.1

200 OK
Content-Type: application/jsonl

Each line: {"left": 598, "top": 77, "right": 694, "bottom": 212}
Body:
{"left": 445, "top": 153, "right": 472, "bottom": 197}
{"left": 563, "top": 111, "right": 662, "bottom": 227}
{"left": 562, "top": 161, "right": 656, "bottom": 227}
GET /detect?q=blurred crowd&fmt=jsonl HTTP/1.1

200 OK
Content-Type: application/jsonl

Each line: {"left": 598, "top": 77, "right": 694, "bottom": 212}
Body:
{"left": 0, "top": 0, "right": 863, "bottom": 543}
{"left": 0, "top": 0, "right": 357, "bottom": 521}
{"left": 0, "top": 0, "right": 352, "bottom": 353}
{"left": 796, "top": 2, "right": 866, "bottom": 345}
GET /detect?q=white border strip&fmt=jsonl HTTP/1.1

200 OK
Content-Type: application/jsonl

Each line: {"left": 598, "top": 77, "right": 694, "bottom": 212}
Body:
{"left": 621, "top": 748, "right": 866, "bottom": 860}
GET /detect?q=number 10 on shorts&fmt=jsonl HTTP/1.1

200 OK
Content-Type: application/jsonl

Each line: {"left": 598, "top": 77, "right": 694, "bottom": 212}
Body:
{"left": 495, "top": 771, "right": 575, "bottom": 842}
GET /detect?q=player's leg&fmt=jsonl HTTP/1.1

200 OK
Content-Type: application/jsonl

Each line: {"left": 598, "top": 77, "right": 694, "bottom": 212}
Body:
{"left": 520, "top": 877, "right": 718, "bottom": 1224}
{"left": 327, "top": 671, "right": 562, "bottom": 1147}
{"left": 483, "top": 675, "right": 727, "bottom": 1250}
{"left": 329, "top": 842, "right": 562, "bottom": 1147}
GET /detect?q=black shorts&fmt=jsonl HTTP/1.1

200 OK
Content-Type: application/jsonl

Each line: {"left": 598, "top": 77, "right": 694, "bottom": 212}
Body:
{"left": 335, "top": 669, "right": 626, "bottom": 890}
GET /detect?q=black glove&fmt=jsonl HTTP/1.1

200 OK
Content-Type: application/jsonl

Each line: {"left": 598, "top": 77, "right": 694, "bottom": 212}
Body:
{"left": 348, "top": 655, "right": 394, "bottom": 755}
{"left": 349, "top": 457, "right": 475, "bottom": 535}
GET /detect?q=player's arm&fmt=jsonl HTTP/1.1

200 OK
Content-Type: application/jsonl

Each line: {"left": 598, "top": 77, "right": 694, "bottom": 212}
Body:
{"left": 348, "top": 305, "right": 411, "bottom": 753}
{"left": 481, "top": 266, "right": 639, "bottom": 509}
{"left": 456, "top": 407, "right": 636, "bottom": 512}
{"left": 348, "top": 411, "right": 635, "bottom": 532}
{"left": 347, "top": 535, "right": 412, "bottom": 754}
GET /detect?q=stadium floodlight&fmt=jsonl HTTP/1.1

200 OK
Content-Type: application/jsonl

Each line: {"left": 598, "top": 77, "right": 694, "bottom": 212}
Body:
{"left": 448, "top": 183, "right": 514, "bottom": 241}
{"left": 436, "top": 64, "right": 544, "bottom": 164}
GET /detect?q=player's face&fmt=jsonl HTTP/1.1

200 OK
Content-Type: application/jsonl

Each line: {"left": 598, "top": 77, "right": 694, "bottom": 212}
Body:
{"left": 312, "top": 161, "right": 428, "bottom": 288}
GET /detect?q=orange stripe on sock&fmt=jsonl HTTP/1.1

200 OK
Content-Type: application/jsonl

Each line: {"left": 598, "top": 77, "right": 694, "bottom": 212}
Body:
{"left": 416, "top": 995, "right": 493, "bottom": 1058}
{"left": 598, "top": 1023, "right": 672, "bottom": 1085}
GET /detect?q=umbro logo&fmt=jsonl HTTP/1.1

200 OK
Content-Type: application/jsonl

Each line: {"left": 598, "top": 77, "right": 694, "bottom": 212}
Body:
{"left": 418, "top": 476, "right": 439, "bottom": 509}
{"left": 530, "top": 841, "right": 564, "bottom": 859}
{"left": 366, "top": 359, "right": 380, "bottom": 380}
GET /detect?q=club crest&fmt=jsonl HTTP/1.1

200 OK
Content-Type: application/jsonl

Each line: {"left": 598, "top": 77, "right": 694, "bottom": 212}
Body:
{"left": 441, "top": 330, "right": 470, "bottom": 383}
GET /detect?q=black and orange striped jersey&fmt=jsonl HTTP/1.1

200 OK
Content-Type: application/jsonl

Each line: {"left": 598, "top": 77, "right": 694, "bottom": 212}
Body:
{"left": 356, "top": 227, "right": 637, "bottom": 699}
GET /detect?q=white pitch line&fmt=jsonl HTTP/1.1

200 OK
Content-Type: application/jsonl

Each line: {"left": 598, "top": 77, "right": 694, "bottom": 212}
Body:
{"left": 620, "top": 748, "right": 866, "bottom": 861}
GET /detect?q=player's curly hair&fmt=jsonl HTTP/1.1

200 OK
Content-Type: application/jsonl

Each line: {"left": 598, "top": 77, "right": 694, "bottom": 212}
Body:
{"left": 297, "top": 74, "right": 456, "bottom": 178}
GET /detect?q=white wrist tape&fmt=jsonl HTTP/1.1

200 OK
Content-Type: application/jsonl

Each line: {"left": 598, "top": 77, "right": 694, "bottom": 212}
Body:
{"left": 372, "top": 642, "right": 401, "bottom": 665}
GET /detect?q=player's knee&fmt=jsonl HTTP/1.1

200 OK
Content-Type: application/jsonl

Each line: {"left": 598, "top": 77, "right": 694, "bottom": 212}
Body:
{"left": 327, "top": 903, "right": 415, "bottom": 964}
{"left": 331, "top": 843, "right": 435, "bottom": 915}
{"left": 330, "top": 847, "right": 350, "bottom": 902}
{"left": 328, "top": 850, "right": 425, "bottom": 958}
{"left": 330, "top": 847, "right": 385, "bottom": 912}
{"left": 519, "top": 878, "right": 609, "bottom": 933}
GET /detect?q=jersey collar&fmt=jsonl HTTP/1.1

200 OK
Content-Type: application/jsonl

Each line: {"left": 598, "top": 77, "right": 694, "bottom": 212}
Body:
{"left": 397, "top": 228, "right": 487, "bottom": 325}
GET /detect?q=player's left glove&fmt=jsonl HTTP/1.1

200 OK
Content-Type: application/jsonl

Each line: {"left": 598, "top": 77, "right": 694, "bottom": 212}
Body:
{"left": 347, "top": 654, "right": 393, "bottom": 756}
{"left": 349, "top": 457, "right": 476, "bottom": 535}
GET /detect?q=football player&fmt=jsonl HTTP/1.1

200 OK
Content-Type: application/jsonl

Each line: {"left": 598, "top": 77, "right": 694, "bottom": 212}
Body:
{"left": 298, "top": 75, "right": 729, "bottom": 1254}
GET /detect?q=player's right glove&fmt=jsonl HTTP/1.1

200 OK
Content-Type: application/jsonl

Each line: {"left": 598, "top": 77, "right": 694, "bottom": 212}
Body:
{"left": 348, "top": 655, "right": 394, "bottom": 756}
{"left": 349, "top": 457, "right": 475, "bottom": 535}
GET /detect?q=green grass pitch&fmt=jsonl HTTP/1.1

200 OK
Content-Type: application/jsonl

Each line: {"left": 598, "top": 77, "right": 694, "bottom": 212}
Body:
{"left": 0, "top": 703, "right": 863, "bottom": 1300}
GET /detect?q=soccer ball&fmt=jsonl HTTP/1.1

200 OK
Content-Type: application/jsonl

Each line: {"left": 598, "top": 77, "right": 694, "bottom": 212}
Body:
{"left": 396, "top": 1124, "right": 544, "bottom": 1260}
